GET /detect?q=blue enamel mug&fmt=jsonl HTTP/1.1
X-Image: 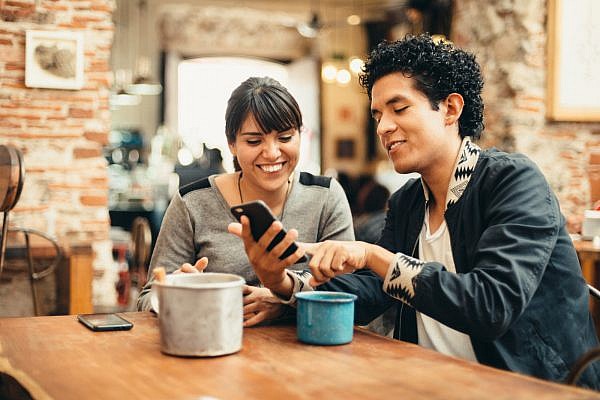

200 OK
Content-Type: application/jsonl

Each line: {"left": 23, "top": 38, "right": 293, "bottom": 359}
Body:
{"left": 295, "top": 291, "right": 358, "bottom": 345}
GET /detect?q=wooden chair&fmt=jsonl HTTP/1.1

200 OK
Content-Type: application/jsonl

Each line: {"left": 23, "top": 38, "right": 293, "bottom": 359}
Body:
{"left": 3, "top": 229, "right": 63, "bottom": 315}
{"left": 565, "top": 284, "right": 600, "bottom": 386}
{"left": 0, "top": 144, "right": 62, "bottom": 316}
{"left": 130, "top": 216, "right": 152, "bottom": 291}
{"left": 0, "top": 144, "right": 25, "bottom": 274}
{"left": 588, "top": 284, "right": 600, "bottom": 301}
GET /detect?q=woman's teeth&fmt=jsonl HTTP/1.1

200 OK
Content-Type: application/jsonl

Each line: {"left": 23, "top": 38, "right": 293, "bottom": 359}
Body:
{"left": 260, "top": 164, "right": 283, "bottom": 173}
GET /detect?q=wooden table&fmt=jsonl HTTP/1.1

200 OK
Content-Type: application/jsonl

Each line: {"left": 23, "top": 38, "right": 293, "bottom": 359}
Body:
{"left": 573, "top": 239, "right": 600, "bottom": 333}
{"left": 0, "top": 312, "right": 598, "bottom": 399}
{"left": 573, "top": 239, "right": 600, "bottom": 288}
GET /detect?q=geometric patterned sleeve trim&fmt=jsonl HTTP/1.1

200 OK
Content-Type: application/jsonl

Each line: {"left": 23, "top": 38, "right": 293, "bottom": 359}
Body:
{"left": 382, "top": 253, "right": 425, "bottom": 305}
{"left": 271, "top": 269, "right": 315, "bottom": 306}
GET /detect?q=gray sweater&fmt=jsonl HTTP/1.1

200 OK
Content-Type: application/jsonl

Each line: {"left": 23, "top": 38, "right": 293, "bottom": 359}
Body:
{"left": 137, "top": 172, "right": 354, "bottom": 311}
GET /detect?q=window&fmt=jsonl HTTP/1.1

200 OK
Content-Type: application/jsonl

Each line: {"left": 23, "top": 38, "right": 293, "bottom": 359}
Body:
{"left": 176, "top": 57, "right": 320, "bottom": 172}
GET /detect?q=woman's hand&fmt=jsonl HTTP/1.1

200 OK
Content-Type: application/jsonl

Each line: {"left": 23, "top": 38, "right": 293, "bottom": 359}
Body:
{"left": 172, "top": 257, "right": 209, "bottom": 274}
{"left": 242, "top": 285, "right": 285, "bottom": 327}
{"left": 228, "top": 216, "right": 305, "bottom": 297}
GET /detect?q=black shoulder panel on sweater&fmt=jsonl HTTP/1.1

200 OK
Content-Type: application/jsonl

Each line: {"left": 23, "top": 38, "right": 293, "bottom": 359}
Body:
{"left": 179, "top": 177, "right": 210, "bottom": 196}
{"left": 299, "top": 172, "right": 331, "bottom": 188}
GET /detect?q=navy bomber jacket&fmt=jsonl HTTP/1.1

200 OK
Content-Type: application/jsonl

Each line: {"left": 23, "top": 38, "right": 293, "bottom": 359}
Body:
{"left": 318, "top": 139, "right": 600, "bottom": 388}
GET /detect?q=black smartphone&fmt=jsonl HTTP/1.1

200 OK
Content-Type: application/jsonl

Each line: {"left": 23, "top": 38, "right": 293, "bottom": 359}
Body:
{"left": 77, "top": 313, "right": 134, "bottom": 332}
{"left": 231, "top": 200, "right": 307, "bottom": 263}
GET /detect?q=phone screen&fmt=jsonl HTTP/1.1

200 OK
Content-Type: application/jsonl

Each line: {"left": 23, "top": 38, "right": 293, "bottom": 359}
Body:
{"left": 231, "top": 200, "right": 307, "bottom": 263}
{"left": 77, "top": 313, "right": 133, "bottom": 331}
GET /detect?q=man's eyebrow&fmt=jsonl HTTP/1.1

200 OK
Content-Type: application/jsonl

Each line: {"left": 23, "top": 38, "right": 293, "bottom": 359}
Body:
{"left": 385, "top": 95, "right": 409, "bottom": 106}
{"left": 371, "top": 95, "right": 409, "bottom": 117}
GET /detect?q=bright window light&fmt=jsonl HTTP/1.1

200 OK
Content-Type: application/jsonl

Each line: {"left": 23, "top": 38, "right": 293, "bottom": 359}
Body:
{"left": 178, "top": 57, "right": 288, "bottom": 171}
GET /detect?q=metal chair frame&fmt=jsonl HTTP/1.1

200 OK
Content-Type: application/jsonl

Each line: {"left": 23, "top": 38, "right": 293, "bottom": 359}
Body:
{"left": 1, "top": 144, "right": 62, "bottom": 316}
{"left": 5, "top": 228, "right": 63, "bottom": 316}
{"left": 1, "top": 228, "right": 63, "bottom": 316}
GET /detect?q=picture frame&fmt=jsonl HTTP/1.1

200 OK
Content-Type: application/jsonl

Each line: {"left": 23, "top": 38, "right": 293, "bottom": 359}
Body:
{"left": 25, "top": 30, "right": 84, "bottom": 90}
{"left": 547, "top": 0, "right": 600, "bottom": 121}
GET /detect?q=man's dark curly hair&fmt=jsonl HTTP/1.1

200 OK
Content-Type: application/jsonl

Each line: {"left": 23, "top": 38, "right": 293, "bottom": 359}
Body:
{"left": 359, "top": 34, "right": 484, "bottom": 139}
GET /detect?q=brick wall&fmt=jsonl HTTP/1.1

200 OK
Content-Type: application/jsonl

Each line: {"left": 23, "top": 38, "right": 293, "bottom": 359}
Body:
{"left": 0, "top": 0, "right": 115, "bottom": 243}
{"left": 453, "top": 0, "right": 600, "bottom": 232}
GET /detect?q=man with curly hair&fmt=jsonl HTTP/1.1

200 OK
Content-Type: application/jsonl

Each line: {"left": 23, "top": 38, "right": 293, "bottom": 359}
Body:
{"left": 230, "top": 34, "right": 600, "bottom": 387}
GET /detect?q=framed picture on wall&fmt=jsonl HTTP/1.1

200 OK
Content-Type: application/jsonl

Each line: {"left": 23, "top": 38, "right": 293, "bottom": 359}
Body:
{"left": 547, "top": 0, "right": 600, "bottom": 121}
{"left": 25, "top": 30, "right": 84, "bottom": 90}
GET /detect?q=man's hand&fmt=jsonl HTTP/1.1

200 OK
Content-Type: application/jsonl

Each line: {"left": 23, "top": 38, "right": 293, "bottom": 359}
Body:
{"left": 228, "top": 215, "right": 305, "bottom": 297}
{"left": 302, "top": 241, "right": 369, "bottom": 286}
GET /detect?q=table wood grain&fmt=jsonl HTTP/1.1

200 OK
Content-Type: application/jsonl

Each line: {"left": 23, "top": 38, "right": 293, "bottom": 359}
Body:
{"left": 0, "top": 312, "right": 598, "bottom": 399}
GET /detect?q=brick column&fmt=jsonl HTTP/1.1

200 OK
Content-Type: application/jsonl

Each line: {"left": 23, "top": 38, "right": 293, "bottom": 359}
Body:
{"left": 0, "top": 0, "right": 115, "bottom": 243}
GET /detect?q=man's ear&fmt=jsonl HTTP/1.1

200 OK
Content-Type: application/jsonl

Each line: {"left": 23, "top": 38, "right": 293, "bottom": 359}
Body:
{"left": 444, "top": 93, "right": 464, "bottom": 126}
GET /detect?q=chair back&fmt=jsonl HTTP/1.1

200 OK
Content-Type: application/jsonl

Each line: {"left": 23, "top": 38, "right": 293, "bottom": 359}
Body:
{"left": 0, "top": 144, "right": 25, "bottom": 274}
{"left": 130, "top": 217, "right": 152, "bottom": 289}
{"left": 588, "top": 284, "right": 600, "bottom": 301}
{"left": 0, "top": 146, "right": 62, "bottom": 315}
{"left": 0, "top": 144, "right": 24, "bottom": 213}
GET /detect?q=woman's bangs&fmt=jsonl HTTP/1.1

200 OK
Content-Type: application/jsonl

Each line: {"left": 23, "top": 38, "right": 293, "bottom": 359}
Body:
{"left": 251, "top": 93, "right": 299, "bottom": 134}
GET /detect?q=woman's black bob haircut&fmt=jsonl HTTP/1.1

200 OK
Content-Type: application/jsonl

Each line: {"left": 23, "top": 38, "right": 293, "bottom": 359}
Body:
{"left": 359, "top": 34, "right": 485, "bottom": 139}
{"left": 225, "top": 76, "right": 303, "bottom": 144}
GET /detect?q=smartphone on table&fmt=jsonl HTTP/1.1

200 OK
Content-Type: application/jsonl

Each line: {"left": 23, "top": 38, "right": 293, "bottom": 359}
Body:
{"left": 231, "top": 200, "right": 307, "bottom": 264}
{"left": 77, "top": 313, "right": 134, "bottom": 331}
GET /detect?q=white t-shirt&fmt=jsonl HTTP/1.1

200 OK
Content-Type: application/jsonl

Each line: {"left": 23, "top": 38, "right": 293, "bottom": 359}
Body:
{"left": 416, "top": 209, "right": 478, "bottom": 362}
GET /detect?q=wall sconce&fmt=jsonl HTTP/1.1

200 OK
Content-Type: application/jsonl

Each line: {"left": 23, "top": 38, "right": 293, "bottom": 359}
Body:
{"left": 346, "top": 14, "right": 361, "bottom": 25}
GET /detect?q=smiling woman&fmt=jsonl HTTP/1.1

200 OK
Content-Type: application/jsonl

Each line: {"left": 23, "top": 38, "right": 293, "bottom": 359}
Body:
{"left": 137, "top": 77, "right": 354, "bottom": 328}
{"left": 225, "top": 78, "right": 302, "bottom": 213}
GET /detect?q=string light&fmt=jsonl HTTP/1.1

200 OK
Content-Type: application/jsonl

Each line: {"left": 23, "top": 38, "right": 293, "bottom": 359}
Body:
{"left": 336, "top": 68, "right": 351, "bottom": 85}
{"left": 321, "top": 63, "right": 338, "bottom": 83}
{"left": 349, "top": 57, "right": 364, "bottom": 74}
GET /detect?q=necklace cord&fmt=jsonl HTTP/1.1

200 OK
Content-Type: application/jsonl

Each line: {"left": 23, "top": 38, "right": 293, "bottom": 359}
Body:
{"left": 237, "top": 172, "right": 292, "bottom": 218}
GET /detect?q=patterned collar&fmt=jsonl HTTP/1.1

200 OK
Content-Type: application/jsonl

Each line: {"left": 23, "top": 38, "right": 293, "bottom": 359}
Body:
{"left": 421, "top": 136, "right": 481, "bottom": 210}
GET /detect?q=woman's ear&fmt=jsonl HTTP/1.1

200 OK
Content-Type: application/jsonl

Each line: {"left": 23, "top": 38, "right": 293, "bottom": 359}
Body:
{"left": 444, "top": 93, "right": 464, "bottom": 126}
{"left": 228, "top": 142, "right": 236, "bottom": 156}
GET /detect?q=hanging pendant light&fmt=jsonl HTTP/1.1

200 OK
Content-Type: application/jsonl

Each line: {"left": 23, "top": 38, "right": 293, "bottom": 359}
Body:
{"left": 126, "top": 0, "right": 162, "bottom": 96}
{"left": 127, "top": 55, "right": 162, "bottom": 95}
{"left": 110, "top": 69, "right": 141, "bottom": 109}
